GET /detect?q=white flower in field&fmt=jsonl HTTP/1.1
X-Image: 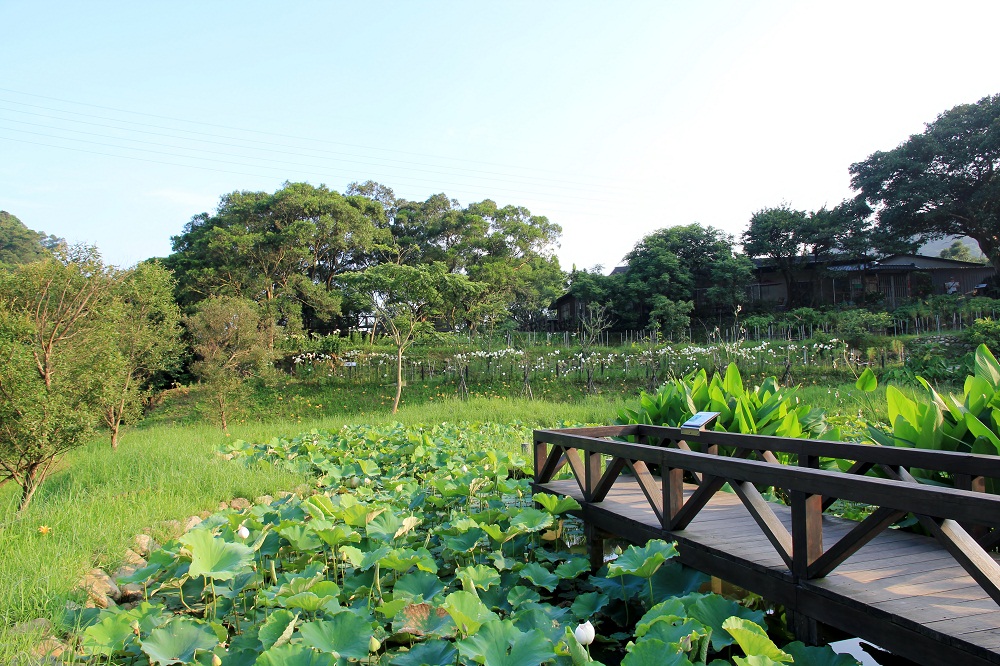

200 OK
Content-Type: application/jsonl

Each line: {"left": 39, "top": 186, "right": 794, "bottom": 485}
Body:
{"left": 574, "top": 620, "right": 595, "bottom": 646}
{"left": 237, "top": 524, "right": 250, "bottom": 539}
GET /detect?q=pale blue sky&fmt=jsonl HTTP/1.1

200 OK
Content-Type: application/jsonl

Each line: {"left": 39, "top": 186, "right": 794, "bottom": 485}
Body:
{"left": 2, "top": 1, "right": 999, "bottom": 270}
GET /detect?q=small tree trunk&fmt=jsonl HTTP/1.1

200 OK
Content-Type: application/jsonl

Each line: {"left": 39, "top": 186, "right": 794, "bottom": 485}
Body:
{"left": 110, "top": 423, "right": 120, "bottom": 450}
{"left": 18, "top": 464, "right": 43, "bottom": 512}
{"left": 392, "top": 346, "right": 404, "bottom": 414}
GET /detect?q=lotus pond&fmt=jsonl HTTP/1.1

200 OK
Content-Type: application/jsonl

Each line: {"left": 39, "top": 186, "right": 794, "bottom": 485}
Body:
{"left": 66, "top": 422, "right": 857, "bottom": 665}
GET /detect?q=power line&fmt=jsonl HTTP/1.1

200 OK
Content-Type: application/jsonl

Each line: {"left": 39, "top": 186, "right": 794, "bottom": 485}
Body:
{"left": 0, "top": 88, "right": 635, "bottom": 190}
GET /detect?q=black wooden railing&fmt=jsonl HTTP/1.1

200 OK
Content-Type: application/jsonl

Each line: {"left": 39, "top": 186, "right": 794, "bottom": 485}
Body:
{"left": 533, "top": 424, "right": 1000, "bottom": 605}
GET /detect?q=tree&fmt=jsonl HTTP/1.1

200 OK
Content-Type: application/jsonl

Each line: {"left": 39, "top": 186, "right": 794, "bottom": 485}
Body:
{"left": 620, "top": 224, "right": 751, "bottom": 328}
{"left": 97, "top": 261, "right": 183, "bottom": 448}
{"left": 742, "top": 206, "right": 810, "bottom": 300}
{"left": 0, "top": 248, "right": 115, "bottom": 510}
{"left": 850, "top": 93, "right": 1000, "bottom": 268}
{"left": 184, "top": 297, "right": 276, "bottom": 432}
{"left": 940, "top": 239, "right": 986, "bottom": 263}
{"left": 347, "top": 262, "right": 475, "bottom": 413}
{"left": 0, "top": 211, "right": 63, "bottom": 267}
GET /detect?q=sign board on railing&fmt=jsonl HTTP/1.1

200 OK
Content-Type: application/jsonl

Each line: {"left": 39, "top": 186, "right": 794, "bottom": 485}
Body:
{"left": 681, "top": 411, "right": 721, "bottom": 436}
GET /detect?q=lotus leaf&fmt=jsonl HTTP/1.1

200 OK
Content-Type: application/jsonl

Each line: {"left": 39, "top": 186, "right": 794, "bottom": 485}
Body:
{"left": 507, "top": 585, "right": 541, "bottom": 607}
{"left": 570, "top": 591, "right": 610, "bottom": 621}
{"left": 511, "top": 607, "right": 565, "bottom": 643}
{"left": 456, "top": 619, "right": 555, "bottom": 666}
{"left": 258, "top": 610, "right": 297, "bottom": 650}
{"left": 81, "top": 613, "right": 136, "bottom": 656}
{"left": 276, "top": 523, "right": 323, "bottom": 552}
{"left": 393, "top": 570, "right": 447, "bottom": 602}
{"left": 458, "top": 564, "right": 501, "bottom": 591}
{"left": 733, "top": 657, "right": 787, "bottom": 666}
{"left": 607, "top": 540, "right": 678, "bottom": 579}
{"left": 518, "top": 562, "right": 560, "bottom": 591}
{"left": 299, "top": 614, "right": 374, "bottom": 660}
{"left": 555, "top": 557, "right": 590, "bottom": 580}
{"left": 685, "top": 593, "right": 765, "bottom": 651}
{"left": 366, "top": 511, "right": 402, "bottom": 540}
{"left": 389, "top": 639, "right": 458, "bottom": 666}
{"left": 254, "top": 643, "right": 338, "bottom": 666}
{"left": 442, "top": 590, "right": 498, "bottom": 635}
{"left": 141, "top": 618, "right": 219, "bottom": 665}
{"left": 443, "top": 529, "right": 485, "bottom": 553}
{"left": 392, "top": 602, "right": 457, "bottom": 638}
{"left": 783, "top": 641, "right": 860, "bottom": 665}
{"left": 634, "top": 598, "right": 687, "bottom": 637}
{"left": 508, "top": 508, "right": 554, "bottom": 533}
{"left": 722, "top": 617, "right": 792, "bottom": 663}
{"left": 181, "top": 529, "right": 254, "bottom": 581}
{"left": 380, "top": 547, "right": 438, "bottom": 574}
{"left": 622, "top": 638, "right": 694, "bottom": 666}
{"left": 533, "top": 492, "right": 582, "bottom": 515}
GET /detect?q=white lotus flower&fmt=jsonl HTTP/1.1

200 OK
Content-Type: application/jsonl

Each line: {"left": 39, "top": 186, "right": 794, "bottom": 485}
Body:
{"left": 574, "top": 620, "right": 595, "bottom": 646}
{"left": 237, "top": 524, "right": 250, "bottom": 539}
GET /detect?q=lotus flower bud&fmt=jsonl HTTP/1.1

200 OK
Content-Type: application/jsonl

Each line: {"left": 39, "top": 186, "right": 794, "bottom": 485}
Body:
{"left": 237, "top": 524, "right": 250, "bottom": 539}
{"left": 574, "top": 620, "right": 595, "bottom": 646}
{"left": 212, "top": 655, "right": 223, "bottom": 666}
{"left": 131, "top": 620, "right": 141, "bottom": 636}
{"left": 369, "top": 636, "right": 381, "bottom": 652}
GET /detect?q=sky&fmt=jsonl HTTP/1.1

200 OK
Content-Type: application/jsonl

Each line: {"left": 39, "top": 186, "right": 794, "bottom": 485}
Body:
{"left": 2, "top": 1, "right": 999, "bottom": 272}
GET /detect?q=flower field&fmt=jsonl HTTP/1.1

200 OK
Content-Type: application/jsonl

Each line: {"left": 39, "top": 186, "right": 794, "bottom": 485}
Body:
{"left": 67, "top": 423, "right": 857, "bottom": 665}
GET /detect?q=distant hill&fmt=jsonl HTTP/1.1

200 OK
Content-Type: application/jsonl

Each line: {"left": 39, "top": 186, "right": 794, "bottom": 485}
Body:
{"left": 919, "top": 235, "right": 985, "bottom": 260}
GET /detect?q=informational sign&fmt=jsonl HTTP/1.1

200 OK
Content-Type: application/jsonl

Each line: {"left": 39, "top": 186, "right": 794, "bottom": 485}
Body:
{"left": 681, "top": 411, "right": 721, "bottom": 436}
{"left": 342, "top": 362, "right": 357, "bottom": 367}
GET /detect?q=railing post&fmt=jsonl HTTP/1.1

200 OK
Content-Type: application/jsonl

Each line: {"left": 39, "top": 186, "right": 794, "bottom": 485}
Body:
{"left": 585, "top": 451, "right": 601, "bottom": 502}
{"left": 661, "top": 451, "right": 683, "bottom": 531}
{"left": 792, "top": 454, "right": 823, "bottom": 578}
{"left": 533, "top": 436, "right": 546, "bottom": 483}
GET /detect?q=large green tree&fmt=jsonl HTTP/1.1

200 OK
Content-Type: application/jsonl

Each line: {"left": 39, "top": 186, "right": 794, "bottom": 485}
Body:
{"left": 0, "top": 248, "right": 116, "bottom": 510}
{"left": 620, "top": 224, "right": 751, "bottom": 329}
{"left": 850, "top": 93, "right": 1000, "bottom": 268}
{"left": 165, "top": 182, "right": 389, "bottom": 337}
{"left": 741, "top": 206, "right": 810, "bottom": 299}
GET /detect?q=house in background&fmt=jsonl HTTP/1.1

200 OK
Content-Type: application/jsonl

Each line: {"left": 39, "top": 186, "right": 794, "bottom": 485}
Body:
{"left": 749, "top": 254, "right": 996, "bottom": 309}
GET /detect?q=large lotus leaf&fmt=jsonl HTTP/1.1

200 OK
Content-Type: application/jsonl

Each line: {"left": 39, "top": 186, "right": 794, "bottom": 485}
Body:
{"left": 507, "top": 585, "right": 541, "bottom": 608}
{"left": 181, "top": 530, "right": 254, "bottom": 581}
{"left": 622, "top": 638, "right": 693, "bottom": 666}
{"left": 518, "top": 562, "right": 560, "bottom": 591}
{"left": 508, "top": 508, "right": 554, "bottom": 533}
{"left": 302, "top": 494, "right": 338, "bottom": 520}
{"left": 458, "top": 564, "right": 501, "bottom": 591}
{"left": 783, "top": 641, "right": 860, "bottom": 666}
{"left": 722, "top": 617, "right": 792, "bottom": 663}
{"left": 389, "top": 639, "right": 458, "bottom": 666}
{"left": 298, "top": 614, "right": 374, "bottom": 661}
{"left": 258, "top": 610, "right": 297, "bottom": 650}
{"left": 634, "top": 598, "right": 687, "bottom": 637}
{"left": 280, "top": 583, "right": 340, "bottom": 614}
{"left": 367, "top": 511, "right": 402, "bottom": 540}
{"left": 393, "top": 570, "right": 447, "bottom": 602}
{"left": 533, "top": 493, "right": 582, "bottom": 515}
{"left": 338, "top": 503, "right": 374, "bottom": 528}
{"left": 443, "top": 529, "right": 485, "bottom": 553}
{"left": 555, "top": 558, "right": 590, "bottom": 580}
{"left": 642, "top": 618, "right": 708, "bottom": 651}
{"left": 254, "top": 643, "right": 338, "bottom": 666}
{"left": 392, "top": 602, "right": 457, "bottom": 638}
{"left": 276, "top": 523, "right": 323, "bottom": 552}
{"left": 442, "top": 590, "right": 498, "bottom": 635}
{"left": 380, "top": 547, "right": 438, "bottom": 574}
{"left": 511, "top": 607, "right": 565, "bottom": 644}
{"left": 141, "top": 618, "right": 219, "bottom": 665}
{"left": 570, "top": 591, "right": 609, "bottom": 621}
{"left": 81, "top": 613, "right": 136, "bottom": 656}
{"left": 456, "top": 619, "right": 555, "bottom": 666}
{"left": 314, "top": 525, "right": 359, "bottom": 548}
{"left": 607, "top": 540, "right": 678, "bottom": 579}
{"left": 685, "top": 593, "right": 765, "bottom": 651}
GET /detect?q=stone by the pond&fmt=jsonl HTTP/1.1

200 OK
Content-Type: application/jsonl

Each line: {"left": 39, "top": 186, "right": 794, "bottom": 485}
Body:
{"left": 229, "top": 497, "right": 252, "bottom": 511}
{"left": 81, "top": 569, "right": 119, "bottom": 608}
{"left": 255, "top": 494, "right": 273, "bottom": 505}
{"left": 12, "top": 618, "right": 53, "bottom": 636}
{"left": 183, "top": 515, "right": 203, "bottom": 532}
{"left": 134, "top": 534, "right": 156, "bottom": 557}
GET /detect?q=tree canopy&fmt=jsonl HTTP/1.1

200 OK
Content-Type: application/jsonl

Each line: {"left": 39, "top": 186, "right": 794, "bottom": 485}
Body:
{"left": 850, "top": 93, "right": 1000, "bottom": 268}
{"left": 0, "top": 211, "right": 63, "bottom": 267}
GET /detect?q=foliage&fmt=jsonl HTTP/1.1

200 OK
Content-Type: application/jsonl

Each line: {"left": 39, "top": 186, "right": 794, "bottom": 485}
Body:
{"left": 0, "top": 210, "right": 62, "bottom": 267}
{"left": 65, "top": 422, "right": 855, "bottom": 664}
{"left": 850, "top": 93, "right": 1000, "bottom": 268}
{"left": 97, "top": 261, "right": 184, "bottom": 448}
{"left": 830, "top": 309, "right": 891, "bottom": 350}
{"left": 966, "top": 317, "right": 1000, "bottom": 351}
{"left": 939, "top": 239, "right": 985, "bottom": 263}
{"left": 865, "top": 344, "right": 1000, "bottom": 488}
{"left": 0, "top": 248, "right": 117, "bottom": 510}
{"left": 184, "top": 296, "right": 278, "bottom": 431}
{"left": 617, "top": 362, "right": 833, "bottom": 439}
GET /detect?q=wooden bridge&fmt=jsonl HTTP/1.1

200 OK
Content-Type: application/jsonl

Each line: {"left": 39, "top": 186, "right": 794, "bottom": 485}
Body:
{"left": 532, "top": 424, "right": 1000, "bottom": 666}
